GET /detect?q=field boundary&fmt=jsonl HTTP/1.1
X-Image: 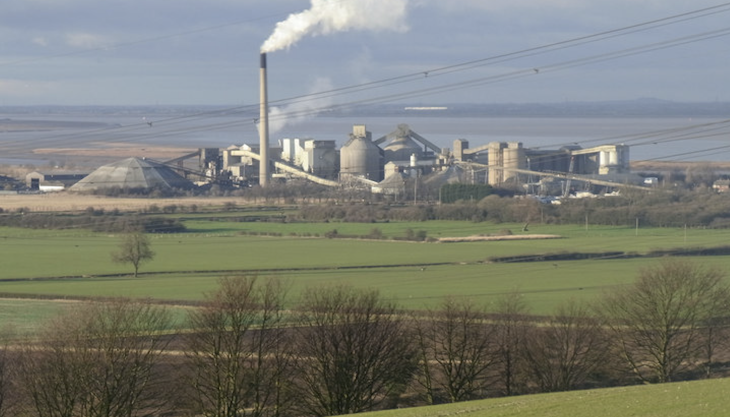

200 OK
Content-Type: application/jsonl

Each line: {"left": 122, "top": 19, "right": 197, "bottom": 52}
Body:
{"left": 488, "top": 245, "right": 730, "bottom": 263}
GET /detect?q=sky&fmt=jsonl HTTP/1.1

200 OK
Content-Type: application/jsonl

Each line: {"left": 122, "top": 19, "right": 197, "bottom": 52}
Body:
{"left": 1, "top": 0, "right": 730, "bottom": 106}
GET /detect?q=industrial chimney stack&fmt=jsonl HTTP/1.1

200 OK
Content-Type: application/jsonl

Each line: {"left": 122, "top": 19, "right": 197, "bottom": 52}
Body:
{"left": 259, "top": 53, "right": 270, "bottom": 187}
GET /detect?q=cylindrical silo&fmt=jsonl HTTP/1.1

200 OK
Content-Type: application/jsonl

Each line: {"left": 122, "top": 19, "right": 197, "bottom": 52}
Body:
{"left": 609, "top": 150, "right": 618, "bottom": 166}
{"left": 487, "top": 142, "right": 504, "bottom": 186}
{"left": 600, "top": 151, "right": 609, "bottom": 167}
{"left": 383, "top": 134, "right": 422, "bottom": 163}
{"left": 503, "top": 142, "right": 525, "bottom": 183}
{"left": 340, "top": 125, "right": 383, "bottom": 181}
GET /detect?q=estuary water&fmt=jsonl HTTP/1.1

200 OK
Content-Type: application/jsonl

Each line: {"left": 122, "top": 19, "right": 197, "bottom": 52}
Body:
{"left": 0, "top": 112, "right": 728, "bottom": 166}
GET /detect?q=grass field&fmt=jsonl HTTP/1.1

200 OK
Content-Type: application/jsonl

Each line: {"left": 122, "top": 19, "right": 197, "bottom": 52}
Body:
{"left": 0, "top": 299, "right": 76, "bottom": 335}
{"left": 1, "top": 256, "right": 726, "bottom": 314}
{"left": 359, "top": 377, "right": 730, "bottom": 417}
{"left": 1, "top": 216, "right": 730, "bottom": 325}
{"left": 2, "top": 221, "right": 725, "bottom": 278}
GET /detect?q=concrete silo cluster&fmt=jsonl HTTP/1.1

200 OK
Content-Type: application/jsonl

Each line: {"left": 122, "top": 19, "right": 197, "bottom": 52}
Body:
{"left": 214, "top": 121, "right": 638, "bottom": 196}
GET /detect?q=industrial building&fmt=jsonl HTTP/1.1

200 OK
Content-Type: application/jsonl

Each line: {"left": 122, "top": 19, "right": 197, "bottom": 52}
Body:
{"left": 26, "top": 121, "right": 640, "bottom": 197}
{"left": 227, "top": 51, "right": 642, "bottom": 197}
{"left": 212, "top": 122, "right": 640, "bottom": 197}
{"left": 26, "top": 170, "right": 90, "bottom": 191}
{"left": 452, "top": 139, "right": 631, "bottom": 186}
{"left": 9, "top": 50, "right": 640, "bottom": 197}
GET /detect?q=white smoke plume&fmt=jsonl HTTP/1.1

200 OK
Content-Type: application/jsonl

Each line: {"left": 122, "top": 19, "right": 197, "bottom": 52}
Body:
{"left": 268, "top": 77, "right": 335, "bottom": 134}
{"left": 261, "top": 0, "right": 409, "bottom": 53}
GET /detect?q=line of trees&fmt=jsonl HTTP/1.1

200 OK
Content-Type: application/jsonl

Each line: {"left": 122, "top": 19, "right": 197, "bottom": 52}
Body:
{"left": 0, "top": 259, "right": 729, "bottom": 416}
{"left": 0, "top": 212, "right": 186, "bottom": 233}
{"left": 294, "top": 187, "right": 730, "bottom": 228}
{"left": 4, "top": 183, "right": 729, "bottom": 231}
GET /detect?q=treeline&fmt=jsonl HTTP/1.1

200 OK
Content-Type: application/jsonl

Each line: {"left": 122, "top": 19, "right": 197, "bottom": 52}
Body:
{"left": 439, "top": 184, "right": 496, "bottom": 203}
{"left": 5, "top": 184, "right": 729, "bottom": 229}
{"left": 295, "top": 187, "right": 730, "bottom": 227}
{"left": 0, "top": 211, "right": 186, "bottom": 233}
{"left": 0, "top": 259, "right": 728, "bottom": 417}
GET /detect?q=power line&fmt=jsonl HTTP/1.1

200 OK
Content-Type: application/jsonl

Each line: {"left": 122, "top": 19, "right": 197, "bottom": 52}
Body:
{"left": 2, "top": 3, "right": 730, "bottom": 161}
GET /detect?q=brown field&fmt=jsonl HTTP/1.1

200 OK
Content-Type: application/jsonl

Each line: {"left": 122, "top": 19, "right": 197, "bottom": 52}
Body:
{"left": 33, "top": 141, "right": 196, "bottom": 161}
{"left": 0, "top": 193, "right": 245, "bottom": 212}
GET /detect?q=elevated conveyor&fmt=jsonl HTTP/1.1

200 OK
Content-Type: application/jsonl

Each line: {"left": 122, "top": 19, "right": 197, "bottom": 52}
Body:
{"left": 231, "top": 149, "right": 340, "bottom": 187}
{"left": 456, "top": 161, "right": 649, "bottom": 191}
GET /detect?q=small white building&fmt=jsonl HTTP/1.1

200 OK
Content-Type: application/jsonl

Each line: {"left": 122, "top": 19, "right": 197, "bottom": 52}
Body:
{"left": 25, "top": 170, "right": 89, "bottom": 190}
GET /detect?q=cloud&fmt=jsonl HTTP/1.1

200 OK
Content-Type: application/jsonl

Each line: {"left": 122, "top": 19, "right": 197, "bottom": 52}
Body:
{"left": 0, "top": 0, "right": 726, "bottom": 105}
{"left": 0, "top": 79, "right": 52, "bottom": 97}
{"left": 347, "top": 47, "right": 376, "bottom": 84}
{"left": 269, "top": 77, "right": 335, "bottom": 134}
{"left": 32, "top": 37, "right": 49, "bottom": 47}
{"left": 65, "top": 32, "right": 111, "bottom": 49}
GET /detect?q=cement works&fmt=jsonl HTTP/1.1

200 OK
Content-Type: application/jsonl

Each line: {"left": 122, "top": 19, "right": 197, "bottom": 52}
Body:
{"left": 208, "top": 121, "right": 643, "bottom": 196}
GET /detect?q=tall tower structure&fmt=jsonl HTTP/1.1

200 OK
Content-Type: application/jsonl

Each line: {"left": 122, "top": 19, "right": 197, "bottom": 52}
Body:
{"left": 259, "top": 53, "right": 270, "bottom": 187}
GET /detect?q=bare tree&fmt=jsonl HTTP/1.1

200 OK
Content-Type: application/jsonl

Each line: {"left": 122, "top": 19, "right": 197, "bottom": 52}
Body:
{"left": 184, "top": 276, "right": 291, "bottom": 417}
{"left": 601, "top": 259, "right": 730, "bottom": 383}
{"left": 522, "top": 300, "right": 608, "bottom": 392}
{"left": 413, "top": 297, "right": 494, "bottom": 404}
{"left": 701, "top": 314, "right": 730, "bottom": 379}
{"left": 111, "top": 231, "right": 154, "bottom": 277}
{"left": 19, "top": 299, "right": 173, "bottom": 417}
{"left": 293, "top": 285, "right": 416, "bottom": 417}
{"left": 491, "top": 291, "right": 530, "bottom": 396}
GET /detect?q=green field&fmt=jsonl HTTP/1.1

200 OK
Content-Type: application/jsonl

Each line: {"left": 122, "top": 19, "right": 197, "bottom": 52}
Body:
{"left": 1, "top": 218, "right": 729, "bottom": 327}
{"left": 2, "top": 221, "right": 724, "bottom": 277}
{"left": 358, "top": 377, "right": 730, "bottom": 417}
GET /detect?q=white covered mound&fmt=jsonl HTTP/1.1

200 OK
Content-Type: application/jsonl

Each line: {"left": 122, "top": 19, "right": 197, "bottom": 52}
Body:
{"left": 438, "top": 234, "right": 562, "bottom": 243}
{"left": 70, "top": 157, "right": 194, "bottom": 191}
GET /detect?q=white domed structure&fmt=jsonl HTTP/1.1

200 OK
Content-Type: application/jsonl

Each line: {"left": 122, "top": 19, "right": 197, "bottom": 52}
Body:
{"left": 70, "top": 157, "right": 194, "bottom": 191}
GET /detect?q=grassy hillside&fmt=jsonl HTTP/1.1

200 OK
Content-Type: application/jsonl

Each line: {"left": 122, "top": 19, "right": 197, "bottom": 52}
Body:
{"left": 360, "top": 378, "right": 730, "bottom": 417}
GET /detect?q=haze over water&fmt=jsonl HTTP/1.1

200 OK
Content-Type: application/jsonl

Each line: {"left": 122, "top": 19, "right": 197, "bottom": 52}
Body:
{"left": 0, "top": 113, "right": 727, "bottom": 166}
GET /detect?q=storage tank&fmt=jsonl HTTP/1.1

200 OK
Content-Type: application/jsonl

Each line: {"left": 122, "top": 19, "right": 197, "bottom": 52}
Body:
{"left": 503, "top": 142, "right": 525, "bottom": 183}
{"left": 340, "top": 125, "right": 383, "bottom": 181}
{"left": 487, "top": 142, "right": 505, "bottom": 186}
{"left": 383, "top": 126, "right": 422, "bottom": 163}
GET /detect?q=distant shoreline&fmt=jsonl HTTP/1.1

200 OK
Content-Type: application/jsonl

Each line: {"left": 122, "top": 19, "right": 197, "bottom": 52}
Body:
{"left": 0, "top": 119, "right": 110, "bottom": 132}
{"left": 1, "top": 99, "right": 730, "bottom": 118}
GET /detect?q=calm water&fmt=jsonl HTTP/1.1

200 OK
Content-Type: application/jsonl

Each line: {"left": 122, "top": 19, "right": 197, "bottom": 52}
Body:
{"left": 0, "top": 113, "right": 728, "bottom": 165}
